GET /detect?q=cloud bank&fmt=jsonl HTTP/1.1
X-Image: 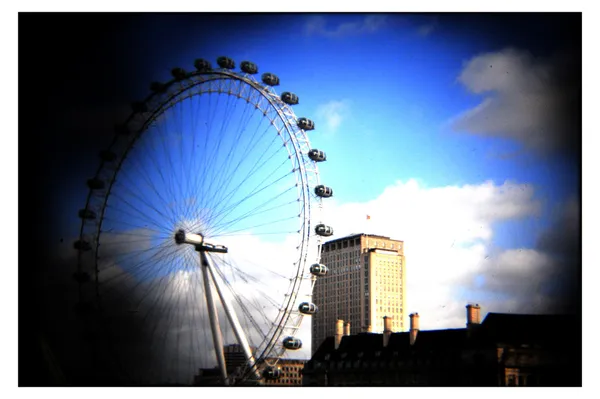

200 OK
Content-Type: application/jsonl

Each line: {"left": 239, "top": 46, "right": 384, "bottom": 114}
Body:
{"left": 451, "top": 48, "right": 580, "bottom": 156}
{"left": 320, "top": 179, "right": 579, "bottom": 330}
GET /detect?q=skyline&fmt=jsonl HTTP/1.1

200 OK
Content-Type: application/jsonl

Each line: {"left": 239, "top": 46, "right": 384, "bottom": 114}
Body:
{"left": 13, "top": 10, "right": 590, "bottom": 387}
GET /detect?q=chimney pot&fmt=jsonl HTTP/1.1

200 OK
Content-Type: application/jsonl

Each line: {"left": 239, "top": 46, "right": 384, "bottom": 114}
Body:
{"left": 383, "top": 316, "right": 393, "bottom": 347}
{"left": 335, "top": 319, "right": 344, "bottom": 349}
{"left": 409, "top": 313, "right": 420, "bottom": 345}
{"left": 466, "top": 303, "right": 481, "bottom": 327}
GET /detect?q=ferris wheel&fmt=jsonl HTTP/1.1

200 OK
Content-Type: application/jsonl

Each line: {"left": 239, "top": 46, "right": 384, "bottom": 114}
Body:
{"left": 73, "top": 56, "right": 334, "bottom": 385}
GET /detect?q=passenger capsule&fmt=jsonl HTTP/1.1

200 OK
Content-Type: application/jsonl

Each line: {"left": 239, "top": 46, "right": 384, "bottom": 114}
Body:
{"left": 315, "top": 224, "right": 333, "bottom": 237}
{"left": 263, "top": 367, "right": 282, "bottom": 380}
{"left": 310, "top": 263, "right": 328, "bottom": 276}
{"left": 150, "top": 81, "right": 167, "bottom": 93}
{"left": 99, "top": 150, "right": 117, "bottom": 162}
{"left": 72, "top": 271, "right": 91, "bottom": 283}
{"left": 282, "top": 336, "right": 302, "bottom": 350}
{"left": 115, "top": 124, "right": 130, "bottom": 136}
{"left": 315, "top": 185, "right": 333, "bottom": 198}
{"left": 194, "top": 58, "right": 212, "bottom": 71}
{"left": 281, "top": 92, "right": 299, "bottom": 105}
{"left": 217, "top": 56, "right": 235, "bottom": 69}
{"left": 78, "top": 209, "right": 97, "bottom": 220}
{"left": 261, "top": 72, "right": 280, "bottom": 86}
{"left": 87, "top": 178, "right": 105, "bottom": 190}
{"left": 297, "top": 117, "right": 315, "bottom": 131}
{"left": 171, "top": 67, "right": 187, "bottom": 80}
{"left": 131, "top": 101, "right": 147, "bottom": 113}
{"left": 298, "top": 302, "right": 318, "bottom": 315}
{"left": 73, "top": 239, "right": 92, "bottom": 251}
{"left": 241, "top": 61, "right": 258, "bottom": 74}
{"left": 308, "top": 149, "right": 326, "bottom": 162}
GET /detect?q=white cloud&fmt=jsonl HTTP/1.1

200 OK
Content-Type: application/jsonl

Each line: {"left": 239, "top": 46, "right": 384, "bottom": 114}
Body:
{"left": 315, "top": 100, "right": 349, "bottom": 133}
{"left": 451, "top": 48, "right": 579, "bottom": 154}
{"left": 416, "top": 16, "right": 438, "bottom": 37}
{"left": 304, "top": 14, "right": 387, "bottom": 37}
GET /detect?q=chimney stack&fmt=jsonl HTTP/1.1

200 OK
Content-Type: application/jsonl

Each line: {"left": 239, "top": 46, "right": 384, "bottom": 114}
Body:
{"left": 409, "top": 313, "right": 420, "bottom": 345}
{"left": 335, "top": 319, "right": 344, "bottom": 349}
{"left": 344, "top": 321, "right": 351, "bottom": 336}
{"left": 383, "top": 316, "right": 393, "bottom": 347}
{"left": 466, "top": 304, "right": 481, "bottom": 327}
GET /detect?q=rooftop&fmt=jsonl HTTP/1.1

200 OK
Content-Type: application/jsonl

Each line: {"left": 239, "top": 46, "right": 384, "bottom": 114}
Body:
{"left": 309, "top": 312, "right": 577, "bottom": 363}
{"left": 323, "top": 233, "right": 403, "bottom": 246}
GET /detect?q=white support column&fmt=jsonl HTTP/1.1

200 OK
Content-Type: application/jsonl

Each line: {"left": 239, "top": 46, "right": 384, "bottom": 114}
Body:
{"left": 200, "top": 252, "right": 228, "bottom": 386}
{"left": 204, "top": 253, "right": 262, "bottom": 383}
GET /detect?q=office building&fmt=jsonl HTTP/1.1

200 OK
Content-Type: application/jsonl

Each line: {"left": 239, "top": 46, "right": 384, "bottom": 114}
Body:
{"left": 311, "top": 233, "right": 406, "bottom": 353}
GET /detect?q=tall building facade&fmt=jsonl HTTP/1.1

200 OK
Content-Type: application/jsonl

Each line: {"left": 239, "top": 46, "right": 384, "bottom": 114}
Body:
{"left": 311, "top": 233, "right": 406, "bottom": 353}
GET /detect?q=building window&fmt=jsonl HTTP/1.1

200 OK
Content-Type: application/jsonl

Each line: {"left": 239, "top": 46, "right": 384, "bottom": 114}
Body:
{"left": 507, "top": 375, "right": 516, "bottom": 386}
{"left": 518, "top": 375, "right": 527, "bottom": 386}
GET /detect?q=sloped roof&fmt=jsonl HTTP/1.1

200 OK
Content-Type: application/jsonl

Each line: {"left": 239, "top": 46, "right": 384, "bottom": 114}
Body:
{"left": 308, "top": 312, "right": 578, "bottom": 365}
{"left": 480, "top": 312, "right": 576, "bottom": 345}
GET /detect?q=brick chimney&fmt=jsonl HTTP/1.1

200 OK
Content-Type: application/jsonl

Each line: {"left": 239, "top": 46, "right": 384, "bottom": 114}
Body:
{"left": 344, "top": 321, "right": 351, "bottom": 336}
{"left": 466, "top": 304, "right": 481, "bottom": 327}
{"left": 383, "top": 316, "right": 393, "bottom": 347}
{"left": 409, "top": 313, "right": 419, "bottom": 345}
{"left": 335, "top": 319, "right": 344, "bottom": 349}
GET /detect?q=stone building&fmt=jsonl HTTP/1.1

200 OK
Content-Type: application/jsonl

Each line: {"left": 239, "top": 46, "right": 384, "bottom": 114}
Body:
{"left": 303, "top": 304, "right": 580, "bottom": 386}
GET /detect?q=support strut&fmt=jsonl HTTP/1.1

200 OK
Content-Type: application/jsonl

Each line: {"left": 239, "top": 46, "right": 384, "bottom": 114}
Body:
{"left": 200, "top": 252, "right": 228, "bottom": 385}
{"left": 204, "top": 254, "right": 262, "bottom": 383}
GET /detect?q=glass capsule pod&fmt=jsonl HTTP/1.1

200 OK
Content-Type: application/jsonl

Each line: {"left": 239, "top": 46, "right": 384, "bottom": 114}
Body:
{"left": 131, "top": 101, "right": 148, "bottom": 113}
{"left": 263, "top": 367, "right": 282, "bottom": 380}
{"left": 99, "top": 150, "right": 117, "bottom": 162}
{"left": 150, "top": 81, "right": 167, "bottom": 93}
{"left": 298, "top": 302, "right": 318, "bottom": 315}
{"left": 308, "top": 149, "right": 326, "bottom": 162}
{"left": 297, "top": 117, "right": 315, "bottom": 131}
{"left": 241, "top": 61, "right": 258, "bottom": 74}
{"left": 87, "top": 178, "right": 105, "bottom": 190}
{"left": 282, "top": 336, "right": 302, "bottom": 350}
{"left": 261, "top": 72, "right": 280, "bottom": 86}
{"left": 78, "top": 209, "right": 97, "bottom": 220}
{"left": 73, "top": 239, "right": 91, "bottom": 251}
{"left": 315, "top": 224, "right": 333, "bottom": 237}
{"left": 281, "top": 92, "right": 299, "bottom": 105}
{"left": 72, "top": 271, "right": 91, "bottom": 283}
{"left": 314, "top": 185, "right": 333, "bottom": 198}
{"left": 194, "top": 58, "right": 212, "bottom": 71}
{"left": 171, "top": 67, "right": 187, "bottom": 80}
{"left": 115, "top": 123, "right": 130, "bottom": 136}
{"left": 217, "top": 56, "right": 235, "bottom": 69}
{"left": 310, "top": 263, "right": 328, "bottom": 276}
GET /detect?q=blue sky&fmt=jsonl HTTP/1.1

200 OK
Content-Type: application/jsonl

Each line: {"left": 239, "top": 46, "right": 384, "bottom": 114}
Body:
{"left": 48, "top": 13, "right": 579, "bottom": 252}
{"left": 14, "top": 11, "right": 584, "bottom": 384}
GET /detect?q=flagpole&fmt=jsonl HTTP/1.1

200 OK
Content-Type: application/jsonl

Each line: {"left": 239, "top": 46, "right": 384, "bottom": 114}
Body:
{"left": 365, "top": 214, "right": 370, "bottom": 249}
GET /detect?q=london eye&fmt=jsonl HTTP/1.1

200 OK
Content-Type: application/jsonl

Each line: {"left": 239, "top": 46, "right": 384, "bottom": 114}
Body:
{"left": 73, "top": 56, "right": 334, "bottom": 385}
